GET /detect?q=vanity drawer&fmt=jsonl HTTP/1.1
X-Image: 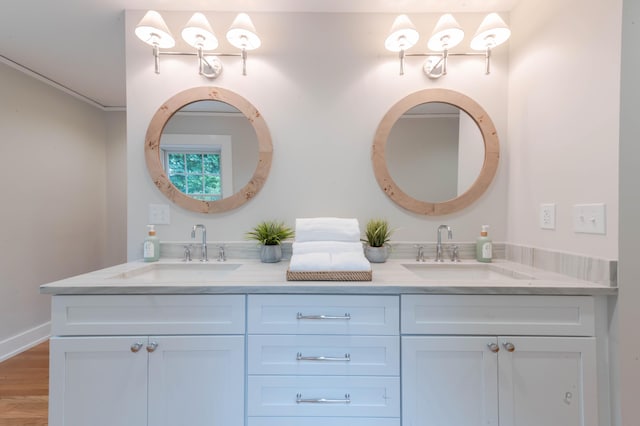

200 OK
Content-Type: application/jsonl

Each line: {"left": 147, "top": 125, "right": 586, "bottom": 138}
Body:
{"left": 401, "top": 295, "right": 595, "bottom": 336}
{"left": 249, "top": 418, "right": 399, "bottom": 426}
{"left": 51, "top": 295, "right": 246, "bottom": 336}
{"left": 247, "top": 376, "right": 400, "bottom": 418}
{"left": 248, "top": 335, "right": 399, "bottom": 375}
{"left": 248, "top": 295, "right": 399, "bottom": 335}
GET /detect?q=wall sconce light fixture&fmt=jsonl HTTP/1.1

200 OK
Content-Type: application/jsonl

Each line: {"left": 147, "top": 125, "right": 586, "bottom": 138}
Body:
{"left": 135, "top": 10, "right": 261, "bottom": 78}
{"left": 385, "top": 13, "right": 511, "bottom": 79}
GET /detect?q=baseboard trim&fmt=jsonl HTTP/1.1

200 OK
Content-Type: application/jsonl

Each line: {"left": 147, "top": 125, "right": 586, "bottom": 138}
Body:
{"left": 0, "top": 322, "right": 51, "bottom": 362}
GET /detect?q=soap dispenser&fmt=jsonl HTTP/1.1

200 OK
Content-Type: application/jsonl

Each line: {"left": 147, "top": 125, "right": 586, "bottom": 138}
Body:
{"left": 476, "top": 225, "right": 492, "bottom": 263}
{"left": 143, "top": 225, "right": 160, "bottom": 262}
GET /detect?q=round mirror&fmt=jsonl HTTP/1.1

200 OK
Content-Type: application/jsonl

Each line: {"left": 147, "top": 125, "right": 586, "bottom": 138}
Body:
{"left": 372, "top": 89, "right": 499, "bottom": 215}
{"left": 145, "top": 87, "right": 272, "bottom": 213}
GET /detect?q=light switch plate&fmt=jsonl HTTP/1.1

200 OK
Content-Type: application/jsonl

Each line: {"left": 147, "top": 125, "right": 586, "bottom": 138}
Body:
{"left": 149, "top": 204, "right": 170, "bottom": 225}
{"left": 573, "top": 203, "right": 606, "bottom": 234}
{"left": 540, "top": 203, "right": 556, "bottom": 230}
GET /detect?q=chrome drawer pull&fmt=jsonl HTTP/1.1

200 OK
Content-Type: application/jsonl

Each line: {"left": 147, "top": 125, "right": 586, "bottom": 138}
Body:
{"left": 296, "top": 393, "right": 351, "bottom": 404}
{"left": 296, "top": 312, "right": 351, "bottom": 320}
{"left": 296, "top": 352, "right": 351, "bottom": 362}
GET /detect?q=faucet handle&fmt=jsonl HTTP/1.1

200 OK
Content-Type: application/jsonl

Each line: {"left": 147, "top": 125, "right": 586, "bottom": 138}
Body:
{"left": 415, "top": 245, "right": 425, "bottom": 262}
{"left": 451, "top": 244, "right": 460, "bottom": 262}
{"left": 183, "top": 245, "right": 192, "bottom": 262}
{"left": 217, "top": 245, "right": 226, "bottom": 262}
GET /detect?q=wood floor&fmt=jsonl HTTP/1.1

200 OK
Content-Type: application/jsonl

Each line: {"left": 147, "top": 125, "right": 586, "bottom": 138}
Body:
{"left": 0, "top": 341, "right": 49, "bottom": 426}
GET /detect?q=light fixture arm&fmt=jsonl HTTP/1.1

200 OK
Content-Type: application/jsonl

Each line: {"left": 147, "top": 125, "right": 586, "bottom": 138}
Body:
{"left": 241, "top": 48, "right": 248, "bottom": 76}
{"left": 151, "top": 48, "right": 249, "bottom": 79}
{"left": 484, "top": 47, "right": 491, "bottom": 75}
{"left": 398, "top": 49, "right": 406, "bottom": 76}
{"left": 442, "top": 49, "right": 449, "bottom": 76}
{"left": 411, "top": 50, "right": 492, "bottom": 79}
{"left": 153, "top": 44, "right": 160, "bottom": 74}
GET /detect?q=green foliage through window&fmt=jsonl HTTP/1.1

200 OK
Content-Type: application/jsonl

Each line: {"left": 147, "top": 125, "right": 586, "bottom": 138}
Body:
{"left": 166, "top": 152, "right": 222, "bottom": 201}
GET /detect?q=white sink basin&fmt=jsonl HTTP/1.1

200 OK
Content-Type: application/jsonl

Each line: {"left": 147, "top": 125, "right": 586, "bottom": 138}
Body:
{"left": 110, "top": 263, "right": 242, "bottom": 283}
{"left": 401, "top": 263, "right": 533, "bottom": 280}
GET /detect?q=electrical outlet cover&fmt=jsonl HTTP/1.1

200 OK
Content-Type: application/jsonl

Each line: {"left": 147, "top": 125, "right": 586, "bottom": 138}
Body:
{"left": 540, "top": 203, "right": 556, "bottom": 230}
{"left": 149, "top": 204, "right": 170, "bottom": 225}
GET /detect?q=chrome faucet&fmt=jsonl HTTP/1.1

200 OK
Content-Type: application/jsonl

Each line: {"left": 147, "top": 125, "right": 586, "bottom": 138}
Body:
{"left": 191, "top": 224, "right": 208, "bottom": 262}
{"left": 217, "top": 245, "right": 226, "bottom": 262}
{"left": 415, "top": 245, "right": 425, "bottom": 262}
{"left": 435, "top": 225, "right": 452, "bottom": 262}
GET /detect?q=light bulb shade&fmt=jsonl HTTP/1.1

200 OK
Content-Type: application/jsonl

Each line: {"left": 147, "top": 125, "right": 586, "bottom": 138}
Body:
{"left": 226, "top": 13, "right": 261, "bottom": 50}
{"left": 182, "top": 13, "right": 219, "bottom": 50}
{"left": 385, "top": 14, "right": 419, "bottom": 52}
{"left": 135, "top": 10, "right": 175, "bottom": 48}
{"left": 428, "top": 14, "right": 464, "bottom": 51}
{"left": 471, "top": 13, "right": 511, "bottom": 50}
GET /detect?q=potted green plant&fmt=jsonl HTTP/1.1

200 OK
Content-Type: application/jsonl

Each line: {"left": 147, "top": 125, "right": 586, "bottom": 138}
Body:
{"left": 245, "top": 220, "right": 295, "bottom": 263}
{"left": 363, "top": 218, "right": 394, "bottom": 263}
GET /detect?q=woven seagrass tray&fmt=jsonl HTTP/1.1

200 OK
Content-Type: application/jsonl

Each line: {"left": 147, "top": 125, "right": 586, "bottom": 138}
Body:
{"left": 286, "top": 270, "right": 372, "bottom": 281}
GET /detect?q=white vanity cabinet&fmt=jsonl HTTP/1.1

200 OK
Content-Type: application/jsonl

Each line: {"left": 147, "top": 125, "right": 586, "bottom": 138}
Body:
{"left": 44, "top": 289, "right": 609, "bottom": 426}
{"left": 246, "top": 295, "right": 401, "bottom": 426}
{"left": 401, "top": 295, "right": 598, "bottom": 426}
{"left": 48, "top": 295, "right": 245, "bottom": 426}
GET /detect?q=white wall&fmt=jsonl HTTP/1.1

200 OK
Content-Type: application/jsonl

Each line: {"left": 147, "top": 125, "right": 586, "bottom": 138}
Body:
{"left": 387, "top": 115, "right": 459, "bottom": 201}
{"left": 507, "top": 0, "right": 621, "bottom": 259}
{"left": 0, "top": 62, "right": 126, "bottom": 357}
{"left": 105, "top": 111, "right": 128, "bottom": 267}
{"left": 125, "top": 11, "right": 510, "bottom": 259}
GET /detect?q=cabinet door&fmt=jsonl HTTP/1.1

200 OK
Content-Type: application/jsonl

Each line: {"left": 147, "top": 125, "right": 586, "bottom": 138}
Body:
{"left": 402, "top": 336, "right": 499, "bottom": 426}
{"left": 147, "top": 335, "right": 245, "bottom": 426}
{"left": 49, "top": 336, "right": 148, "bottom": 426}
{"left": 498, "top": 336, "right": 598, "bottom": 426}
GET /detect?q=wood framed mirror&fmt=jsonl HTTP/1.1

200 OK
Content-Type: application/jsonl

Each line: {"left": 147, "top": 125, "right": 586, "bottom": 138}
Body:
{"left": 372, "top": 88, "right": 499, "bottom": 215}
{"left": 145, "top": 87, "right": 273, "bottom": 213}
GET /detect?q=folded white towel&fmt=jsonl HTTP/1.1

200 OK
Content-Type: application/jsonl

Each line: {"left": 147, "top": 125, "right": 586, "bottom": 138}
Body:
{"left": 288, "top": 252, "right": 371, "bottom": 272}
{"left": 289, "top": 252, "right": 332, "bottom": 271}
{"left": 292, "top": 241, "right": 364, "bottom": 256}
{"left": 295, "top": 217, "right": 361, "bottom": 243}
{"left": 330, "top": 252, "right": 371, "bottom": 271}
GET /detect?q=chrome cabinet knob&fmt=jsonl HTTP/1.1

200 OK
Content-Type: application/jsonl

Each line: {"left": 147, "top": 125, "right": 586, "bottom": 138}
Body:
{"left": 146, "top": 342, "right": 158, "bottom": 353}
{"left": 130, "top": 342, "right": 144, "bottom": 353}
{"left": 502, "top": 342, "right": 516, "bottom": 352}
{"left": 487, "top": 342, "right": 500, "bottom": 353}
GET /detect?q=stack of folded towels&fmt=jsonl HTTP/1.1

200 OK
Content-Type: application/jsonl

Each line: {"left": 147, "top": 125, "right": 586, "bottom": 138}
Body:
{"left": 288, "top": 217, "right": 371, "bottom": 272}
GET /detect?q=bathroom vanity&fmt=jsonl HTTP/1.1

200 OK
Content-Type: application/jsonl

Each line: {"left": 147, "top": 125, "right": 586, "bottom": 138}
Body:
{"left": 40, "top": 259, "right": 615, "bottom": 426}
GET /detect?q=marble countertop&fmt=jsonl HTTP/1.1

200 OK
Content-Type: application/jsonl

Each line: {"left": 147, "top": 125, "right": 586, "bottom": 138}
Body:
{"left": 39, "top": 258, "right": 617, "bottom": 296}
